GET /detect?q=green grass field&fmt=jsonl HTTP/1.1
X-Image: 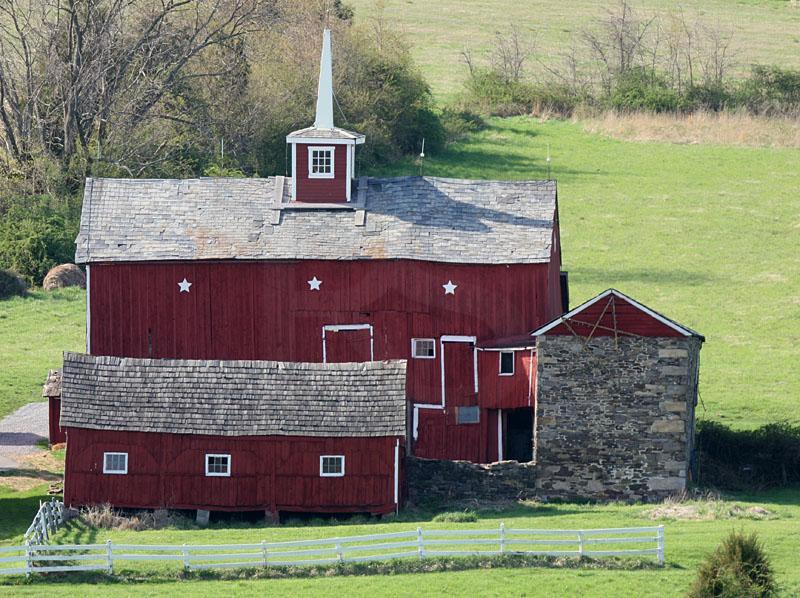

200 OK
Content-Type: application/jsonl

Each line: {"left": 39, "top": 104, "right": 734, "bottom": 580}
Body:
{"left": 0, "top": 289, "right": 85, "bottom": 419}
{"left": 350, "top": 0, "right": 800, "bottom": 102}
{"left": 1, "top": 484, "right": 799, "bottom": 596}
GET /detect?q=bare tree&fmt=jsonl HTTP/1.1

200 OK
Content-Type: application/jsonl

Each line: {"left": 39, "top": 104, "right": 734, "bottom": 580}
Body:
{"left": 581, "top": 0, "right": 655, "bottom": 89}
{"left": 489, "top": 25, "right": 534, "bottom": 83}
{"left": 0, "top": 0, "right": 267, "bottom": 178}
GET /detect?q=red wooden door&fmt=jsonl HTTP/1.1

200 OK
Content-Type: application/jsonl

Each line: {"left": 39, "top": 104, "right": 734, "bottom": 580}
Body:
{"left": 323, "top": 325, "right": 373, "bottom": 363}
{"left": 444, "top": 341, "right": 476, "bottom": 409}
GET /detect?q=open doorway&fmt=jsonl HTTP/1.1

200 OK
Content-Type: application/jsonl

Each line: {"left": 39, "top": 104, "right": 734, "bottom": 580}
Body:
{"left": 504, "top": 408, "right": 533, "bottom": 462}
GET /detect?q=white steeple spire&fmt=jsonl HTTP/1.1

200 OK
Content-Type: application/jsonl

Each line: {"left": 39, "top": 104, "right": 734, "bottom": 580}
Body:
{"left": 314, "top": 29, "right": 334, "bottom": 129}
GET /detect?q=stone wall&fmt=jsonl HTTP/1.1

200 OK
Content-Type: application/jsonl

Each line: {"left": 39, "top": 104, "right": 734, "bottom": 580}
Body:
{"left": 407, "top": 457, "right": 537, "bottom": 508}
{"left": 534, "top": 335, "right": 701, "bottom": 502}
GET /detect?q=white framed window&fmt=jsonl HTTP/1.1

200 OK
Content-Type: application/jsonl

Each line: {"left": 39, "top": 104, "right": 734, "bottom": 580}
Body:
{"left": 308, "top": 146, "right": 334, "bottom": 178}
{"left": 103, "top": 452, "right": 128, "bottom": 475}
{"left": 499, "top": 351, "right": 515, "bottom": 376}
{"left": 320, "top": 455, "right": 345, "bottom": 477}
{"left": 411, "top": 338, "right": 436, "bottom": 359}
{"left": 457, "top": 406, "right": 480, "bottom": 425}
{"left": 205, "top": 454, "right": 231, "bottom": 477}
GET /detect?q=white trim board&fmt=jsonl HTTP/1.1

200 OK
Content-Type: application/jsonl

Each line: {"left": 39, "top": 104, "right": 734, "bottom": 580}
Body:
{"left": 530, "top": 288, "right": 703, "bottom": 339}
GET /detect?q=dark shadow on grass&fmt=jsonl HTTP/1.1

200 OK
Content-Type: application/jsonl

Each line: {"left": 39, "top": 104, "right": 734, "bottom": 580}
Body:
{"left": 0, "top": 491, "right": 49, "bottom": 541}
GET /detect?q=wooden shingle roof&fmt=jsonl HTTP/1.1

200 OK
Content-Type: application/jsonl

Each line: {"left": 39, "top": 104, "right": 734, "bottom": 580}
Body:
{"left": 75, "top": 176, "right": 557, "bottom": 264}
{"left": 60, "top": 353, "right": 407, "bottom": 437}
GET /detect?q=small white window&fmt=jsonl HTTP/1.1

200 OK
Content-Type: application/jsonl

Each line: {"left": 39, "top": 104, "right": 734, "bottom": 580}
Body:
{"left": 499, "top": 351, "right": 515, "bottom": 376}
{"left": 457, "top": 406, "right": 480, "bottom": 424}
{"left": 205, "top": 454, "right": 231, "bottom": 477}
{"left": 411, "top": 338, "right": 436, "bottom": 359}
{"left": 320, "top": 455, "right": 345, "bottom": 477}
{"left": 103, "top": 452, "right": 128, "bottom": 475}
{"left": 308, "top": 146, "right": 334, "bottom": 178}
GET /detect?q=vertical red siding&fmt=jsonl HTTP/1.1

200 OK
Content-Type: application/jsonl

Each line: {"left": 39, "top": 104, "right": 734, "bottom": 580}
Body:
{"left": 477, "top": 350, "right": 536, "bottom": 410}
{"left": 64, "top": 428, "right": 403, "bottom": 514}
{"left": 294, "top": 143, "right": 349, "bottom": 202}
{"left": 89, "top": 259, "right": 557, "bottom": 462}
{"left": 48, "top": 397, "right": 66, "bottom": 445}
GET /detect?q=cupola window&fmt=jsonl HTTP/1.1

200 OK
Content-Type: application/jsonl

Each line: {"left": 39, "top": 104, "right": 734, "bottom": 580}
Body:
{"left": 309, "top": 147, "right": 334, "bottom": 178}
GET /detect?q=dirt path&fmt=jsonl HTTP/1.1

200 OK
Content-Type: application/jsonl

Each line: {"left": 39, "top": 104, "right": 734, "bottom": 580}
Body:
{"left": 0, "top": 402, "right": 49, "bottom": 471}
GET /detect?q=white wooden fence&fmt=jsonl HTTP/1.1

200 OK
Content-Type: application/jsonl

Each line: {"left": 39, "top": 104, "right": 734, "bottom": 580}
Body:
{"left": 23, "top": 498, "right": 66, "bottom": 546}
{"left": 0, "top": 524, "right": 664, "bottom": 576}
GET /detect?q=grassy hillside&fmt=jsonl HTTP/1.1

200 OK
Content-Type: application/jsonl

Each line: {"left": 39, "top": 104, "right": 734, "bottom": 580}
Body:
{"left": 0, "top": 289, "right": 85, "bottom": 418}
{"left": 1, "top": 119, "right": 797, "bottom": 427}
{"left": 2, "top": 486, "right": 799, "bottom": 595}
{"left": 350, "top": 0, "right": 800, "bottom": 102}
{"left": 370, "top": 117, "right": 800, "bottom": 428}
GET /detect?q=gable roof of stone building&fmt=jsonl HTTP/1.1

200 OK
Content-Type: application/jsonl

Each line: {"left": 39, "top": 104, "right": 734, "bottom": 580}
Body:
{"left": 60, "top": 352, "right": 407, "bottom": 437}
{"left": 75, "top": 176, "right": 557, "bottom": 264}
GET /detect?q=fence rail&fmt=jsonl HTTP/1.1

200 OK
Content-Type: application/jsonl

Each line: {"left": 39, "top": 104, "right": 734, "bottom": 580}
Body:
{"left": 0, "top": 523, "right": 664, "bottom": 576}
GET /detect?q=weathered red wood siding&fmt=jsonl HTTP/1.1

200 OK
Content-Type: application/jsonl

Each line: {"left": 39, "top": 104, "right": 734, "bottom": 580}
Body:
{"left": 477, "top": 350, "right": 536, "bottom": 410}
{"left": 88, "top": 259, "right": 562, "bottom": 463}
{"left": 546, "top": 295, "right": 683, "bottom": 337}
{"left": 64, "top": 428, "right": 402, "bottom": 514}
{"left": 48, "top": 397, "right": 66, "bottom": 445}
{"left": 294, "top": 143, "right": 348, "bottom": 202}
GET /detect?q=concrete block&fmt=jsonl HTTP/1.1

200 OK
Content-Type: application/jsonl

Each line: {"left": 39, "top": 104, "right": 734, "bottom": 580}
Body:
{"left": 650, "top": 419, "right": 685, "bottom": 434}
{"left": 196, "top": 509, "right": 210, "bottom": 526}
{"left": 661, "top": 401, "right": 687, "bottom": 413}
{"left": 658, "top": 349, "right": 688, "bottom": 358}
{"left": 647, "top": 477, "right": 685, "bottom": 491}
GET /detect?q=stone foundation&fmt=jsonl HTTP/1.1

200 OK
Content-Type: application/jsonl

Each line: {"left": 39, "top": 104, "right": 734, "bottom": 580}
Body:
{"left": 534, "top": 335, "right": 701, "bottom": 502}
{"left": 407, "top": 457, "right": 536, "bottom": 507}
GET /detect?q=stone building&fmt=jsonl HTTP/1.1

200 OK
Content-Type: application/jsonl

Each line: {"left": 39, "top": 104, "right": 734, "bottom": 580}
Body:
{"left": 532, "top": 289, "right": 703, "bottom": 501}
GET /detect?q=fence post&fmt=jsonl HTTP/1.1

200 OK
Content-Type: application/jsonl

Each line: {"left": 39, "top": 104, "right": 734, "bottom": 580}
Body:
{"left": 335, "top": 542, "right": 343, "bottom": 563}
{"left": 106, "top": 540, "right": 113, "bottom": 574}
{"left": 25, "top": 541, "right": 32, "bottom": 577}
{"left": 578, "top": 531, "right": 585, "bottom": 558}
{"left": 261, "top": 540, "right": 268, "bottom": 568}
{"left": 499, "top": 522, "right": 506, "bottom": 554}
{"left": 182, "top": 543, "right": 189, "bottom": 571}
{"left": 657, "top": 525, "right": 665, "bottom": 566}
{"left": 417, "top": 527, "right": 424, "bottom": 560}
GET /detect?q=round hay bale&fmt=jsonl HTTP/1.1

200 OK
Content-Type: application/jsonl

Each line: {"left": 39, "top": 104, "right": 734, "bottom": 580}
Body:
{"left": 0, "top": 269, "right": 27, "bottom": 299}
{"left": 43, "top": 264, "right": 86, "bottom": 291}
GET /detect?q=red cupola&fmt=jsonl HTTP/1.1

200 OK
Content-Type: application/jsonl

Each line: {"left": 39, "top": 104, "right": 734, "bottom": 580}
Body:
{"left": 286, "top": 29, "right": 365, "bottom": 203}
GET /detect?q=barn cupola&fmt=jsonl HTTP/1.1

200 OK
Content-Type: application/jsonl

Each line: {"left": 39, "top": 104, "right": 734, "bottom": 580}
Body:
{"left": 286, "top": 29, "right": 365, "bottom": 203}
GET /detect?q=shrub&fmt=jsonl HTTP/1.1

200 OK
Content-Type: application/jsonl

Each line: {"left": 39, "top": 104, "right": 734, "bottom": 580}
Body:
{"left": 608, "top": 68, "right": 691, "bottom": 113}
{"left": 439, "top": 108, "right": 486, "bottom": 144}
{"left": 431, "top": 510, "right": 478, "bottom": 523}
{"left": 462, "top": 68, "right": 537, "bottom": 117}
{"left": 0, "top": 268, "right": 27, "bottom": 299}
{"left": 689, "top": 530, "right": 776, "bottom": 597}
{"left": 0, "top": 193, "right": 80, "bottom": 286}
{"left": 736, "top": 65, "right": 800, "bottom": 115}
{"left": 696, "top": 420, "right": 800, "bottom": 490}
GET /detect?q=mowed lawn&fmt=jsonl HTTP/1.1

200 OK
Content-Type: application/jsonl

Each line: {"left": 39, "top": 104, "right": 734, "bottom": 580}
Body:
{"left": 1, "top": 485, "right": 799, "bottom": 596}
{"left": 349, "top": 0, "right": 800, "bottom": 102}
{"left": 0, "top": 289, "right": 85, "bottom": 419}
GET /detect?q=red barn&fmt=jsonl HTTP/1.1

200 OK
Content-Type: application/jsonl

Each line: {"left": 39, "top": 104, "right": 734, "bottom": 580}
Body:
{"left": 71, "top": 29, "right": 565, "bottom": 467}
{"left": 60, "top": 352, "right": 407, "bottom": 516}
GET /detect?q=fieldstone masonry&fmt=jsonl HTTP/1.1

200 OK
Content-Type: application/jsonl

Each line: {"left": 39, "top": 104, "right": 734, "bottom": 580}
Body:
{"left": 534, "top": 335, "right": 702, "bottom": 502}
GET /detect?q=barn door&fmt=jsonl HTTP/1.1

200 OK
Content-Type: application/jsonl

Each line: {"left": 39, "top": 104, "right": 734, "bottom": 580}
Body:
{"left": 442, "top": 338, "right": 477, "bottom": 409}
{"left": 322, "top": 324, "right": 374, "bottom": 363}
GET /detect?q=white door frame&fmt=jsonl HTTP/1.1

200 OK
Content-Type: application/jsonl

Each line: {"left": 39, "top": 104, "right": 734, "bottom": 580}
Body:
{"left": 412, "top": 334, "right": 478, "bottom": 439}
{"left": 321, "top": 323, "right": 374, "bottom": 363}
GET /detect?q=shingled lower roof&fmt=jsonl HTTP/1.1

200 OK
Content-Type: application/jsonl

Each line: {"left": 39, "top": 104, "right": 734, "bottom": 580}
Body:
{"left": 60, "top": 353, "right": 407, "bottom": 437}
{"left": 75, "top": 176, "right": 557, "bottom": 264}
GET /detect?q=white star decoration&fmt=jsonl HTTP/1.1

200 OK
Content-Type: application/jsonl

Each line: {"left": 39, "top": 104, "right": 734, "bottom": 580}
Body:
{"left": 178, "top": 278, "right": 192, "bottom": 293}
{"left": 443, "top": 280, "right": 457, "bottom": 295}
{"left": 307, "top": 276, "right": 322, "bottom": 291}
